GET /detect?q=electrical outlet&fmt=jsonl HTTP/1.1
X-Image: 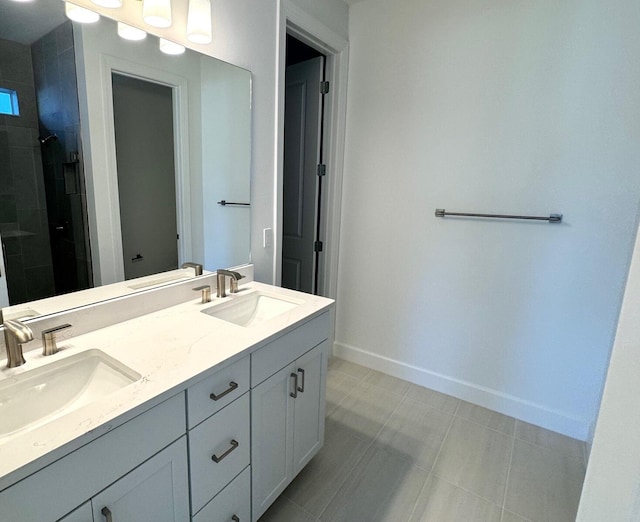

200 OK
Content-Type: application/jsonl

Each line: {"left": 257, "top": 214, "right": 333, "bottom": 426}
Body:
{"left": 263, "top": 228, "right": 273, "bottom": 248}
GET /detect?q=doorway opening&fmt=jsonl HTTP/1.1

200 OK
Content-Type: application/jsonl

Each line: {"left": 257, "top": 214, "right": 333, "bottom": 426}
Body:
{"left": 281, "top": 35, "right": 327, "bottom": 295}
{"left": 111, "top": 73, "right": 178, "bottom": 280}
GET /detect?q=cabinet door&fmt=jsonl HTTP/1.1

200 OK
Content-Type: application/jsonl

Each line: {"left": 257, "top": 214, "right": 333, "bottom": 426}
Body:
{"left": 293, "top": 340, "right": 328, "bottom": 475}
{"left": 58, "top": 502, "right": 93, "bottom": 522}
{"left": 251, "top": 362, "right": 296, "bottom": 521}
{"left": 92, "top": 437, "right": 189, "bottom": 522}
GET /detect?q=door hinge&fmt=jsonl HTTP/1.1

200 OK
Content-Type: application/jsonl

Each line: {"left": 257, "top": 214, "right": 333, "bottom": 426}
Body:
{"left": 314, "top": 241, "right": 323, "bottom": 253}
{"left": 320, "top": 81, "right": 330, "bottom": 95}
{"left": 317, "top": 164, "right": 326, "bottom": 177}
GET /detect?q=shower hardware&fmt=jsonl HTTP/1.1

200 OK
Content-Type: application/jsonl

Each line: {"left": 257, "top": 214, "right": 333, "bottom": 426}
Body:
{"left": 37, "top": 134, "right": 58, "bottom": 145}
{"left": 435, "top": 209, "right": 562, "bottom": 223}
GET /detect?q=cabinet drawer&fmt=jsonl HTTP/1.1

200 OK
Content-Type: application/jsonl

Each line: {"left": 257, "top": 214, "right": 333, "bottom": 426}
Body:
{"left": 189, "top": 393, "right": 250, "bottom": 514}
{"left": 187, "top": 356, "right": 250, "bottom": 429}
{"left": 251, "top": 311, "right": 329, "bottom": 386}
{"left": 192, "top": 466, "right": 250, "bottom": 522}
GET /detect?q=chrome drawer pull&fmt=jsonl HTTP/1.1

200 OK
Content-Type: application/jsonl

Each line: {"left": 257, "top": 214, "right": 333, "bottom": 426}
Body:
{"left": 297, "top": 368, "right": 305, "bottom": 393}
{"left": 210, "top": 381, "right": 238, "bottom": 401}
{"left": 101, "top": 507, "right": 113, "bottom": 522}
{"left": 212, "top": 439, "right": 239, "bottom": 463}
{"left": 232, "top": 516, "right": 240, "bottom": 522}
{"left": 290, "top": 373, "right": 298, "bottom": 398}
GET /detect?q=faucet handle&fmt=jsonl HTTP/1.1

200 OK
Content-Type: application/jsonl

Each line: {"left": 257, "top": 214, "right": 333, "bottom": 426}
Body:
{"left": 230, "top": 274, "right": 245, "bottom": 294}
{"left": 41, "top": 323, "right": 72, "bottom": 356}
{"left": 193, "top": 285, "right": 211, "bottom": 304}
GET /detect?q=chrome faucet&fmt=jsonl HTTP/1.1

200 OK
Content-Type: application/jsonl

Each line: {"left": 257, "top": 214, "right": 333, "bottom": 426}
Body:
{"left": 3, "top": 319, "right": 34, "bottom": 368}
{"left": 181, "top": 262, "right": 203, "bottom": 276}
{"left": 216, "top": 269, "right": 245, "bottom": 298}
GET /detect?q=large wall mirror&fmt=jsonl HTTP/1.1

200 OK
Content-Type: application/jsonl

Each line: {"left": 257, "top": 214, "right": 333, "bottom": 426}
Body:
{"left": 0, "top": 0, "right": 251, "bottom": 320}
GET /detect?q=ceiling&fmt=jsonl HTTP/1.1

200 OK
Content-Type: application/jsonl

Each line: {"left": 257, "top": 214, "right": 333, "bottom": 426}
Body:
{"left": 0, "top": 0, "right": 67, "bottom": 45}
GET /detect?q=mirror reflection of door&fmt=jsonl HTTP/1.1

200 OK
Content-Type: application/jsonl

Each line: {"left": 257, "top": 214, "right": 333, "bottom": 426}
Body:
{"left": 282, "top": 36, "right": 326, "bottom": 295}
{"left": 111, "top": 73, "right": 178, "bottom": 280}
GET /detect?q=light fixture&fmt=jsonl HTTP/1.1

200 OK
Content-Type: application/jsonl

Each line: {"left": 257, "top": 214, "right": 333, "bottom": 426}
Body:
{"left": 117, "top": 22, "right": 147, "bottom": 41}
{"left": 64, "top": 2, "right": 100, "bottom": 23}
{"left": 143, "top": 0, "right": 172, "bottom": 28}
{"left": 186, "top": 0, "right": 212, "bottom": 44}
{"left": 90, "top": 0, "right": 122, "bottom": 7}
{"left": 159, "top": 38, "right": 185, "bottom": 55}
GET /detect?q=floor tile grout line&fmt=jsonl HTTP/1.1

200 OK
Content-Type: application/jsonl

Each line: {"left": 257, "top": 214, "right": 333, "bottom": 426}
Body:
{"left": 314, "top": 432, "right": 377, "bottom": 520}
{"left": 324, "top": 364, "right": 372, "bottom": 414}
{"left": 406, "top": 470, "right": 433, "bottom": 522}
{"left": 422, "top": 402, "right": 457, "bottom": 493}
{"left": 282, "top": 494, "right": 323, "bottom": 521}
{"left": 452, "top": 413, "right": 516, "bottom": 438}
{"left": 429, "top": 471, "right": 508, "bottom": 510}
{"left": 316, "top": 367, "right": 411, "bottom": 521}
{"left": 369, "top": 380, "right": 412, "bottom": 444}
{"left": 499, "top": 428, "right": 516, "bottom": 521}
{"left": 511, "top": 435, "right": 587, "bottom": 465}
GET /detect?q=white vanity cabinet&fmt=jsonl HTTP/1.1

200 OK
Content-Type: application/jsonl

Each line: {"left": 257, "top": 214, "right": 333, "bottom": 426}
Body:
{"left": 0, "top": 295, "right": 333, "bottom": 522}
{"left": 90, "top": 438, "right": 189, "bottom": 522}
{"left": 56, "top": 439, "right": 189, "bottom": 522}
{"left": 58, "top": 502, "right": 93, "bottom": 522}
{"left": 0, "top": 393, "right": 187, "bottom": 522}
{"left": 251, "top": 312, "right": 330, "bottom": 521}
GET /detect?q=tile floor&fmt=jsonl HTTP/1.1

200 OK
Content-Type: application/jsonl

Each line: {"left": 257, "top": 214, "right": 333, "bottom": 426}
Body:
{"left": 259, "top": 358, "right": 587, "bottom": 522}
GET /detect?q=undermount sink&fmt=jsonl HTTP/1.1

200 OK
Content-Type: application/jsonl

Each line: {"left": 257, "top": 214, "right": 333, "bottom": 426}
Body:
{"left": 0, "top": 350, "right": 141, "bottom": 440}
{"left": 202, "top": 291, "right": 303, "bottom": 327}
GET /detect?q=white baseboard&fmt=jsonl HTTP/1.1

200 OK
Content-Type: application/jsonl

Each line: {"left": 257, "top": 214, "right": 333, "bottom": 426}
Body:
{"left": 334, "top": 342, "right": 588, "bottom": 441}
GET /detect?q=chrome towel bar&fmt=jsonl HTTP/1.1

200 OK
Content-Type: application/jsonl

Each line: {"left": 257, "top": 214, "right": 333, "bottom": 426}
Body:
{"left": 435, "top": 209, "right": 562, "bottom": 223}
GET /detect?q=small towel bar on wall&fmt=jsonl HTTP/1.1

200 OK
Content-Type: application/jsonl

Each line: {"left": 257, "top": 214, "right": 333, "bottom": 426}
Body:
{"left": 435, "top": 209, "right": 562, "bottom": 223}
{"left": 217, "top": 200, "right": 250, "bottom": 207}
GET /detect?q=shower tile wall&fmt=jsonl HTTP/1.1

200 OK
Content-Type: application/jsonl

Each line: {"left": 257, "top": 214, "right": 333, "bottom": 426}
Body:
{"left": 0, "top": 37, "right": 55, "bottom": 304}
{"left": 31, "top": 21, "right": 91, "bottom": 296}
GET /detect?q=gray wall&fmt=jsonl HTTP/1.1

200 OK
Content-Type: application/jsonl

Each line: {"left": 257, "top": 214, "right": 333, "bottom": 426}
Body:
{"left": 0, "top": 37, "right": 54, "bottom": 304}
{"left": 31, "top": 21, "right": 91, "bottom": 295}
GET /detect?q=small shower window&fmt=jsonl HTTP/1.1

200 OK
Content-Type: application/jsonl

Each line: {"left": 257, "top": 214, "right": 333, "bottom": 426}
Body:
{"left": 0, "top": 88, "right": 19, "bottom": 116}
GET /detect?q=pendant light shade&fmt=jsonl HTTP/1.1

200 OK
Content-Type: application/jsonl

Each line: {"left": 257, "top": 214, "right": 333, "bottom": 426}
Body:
{"left": 65, "top": 2, "right": 100, "bottom": 23}
{"left": 159, "top": 38, "right": 185, "bottom": 55}
{"left": 143, "top": 0, "right": 172, "bottom": 28}
{"left": 187, "top": 0, "right": 212, "bottom": 44}
{"left": 117, "top": 22, "right": 147, "bottom": 41}
{"left": 91, "top": 0, "right": 122, "bottom": 8}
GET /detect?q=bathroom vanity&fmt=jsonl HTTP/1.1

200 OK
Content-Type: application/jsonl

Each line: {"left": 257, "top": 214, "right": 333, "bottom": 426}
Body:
{"left": 0, "top": 276, "right": 334, "bottom": 522}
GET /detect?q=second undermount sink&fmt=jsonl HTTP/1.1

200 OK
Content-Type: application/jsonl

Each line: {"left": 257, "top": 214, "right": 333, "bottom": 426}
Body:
{"left": 201, "top": 291, "right": 303, "bottom": 327}
{"left": 0, "top": 349, "right": 141, "bottom": 440}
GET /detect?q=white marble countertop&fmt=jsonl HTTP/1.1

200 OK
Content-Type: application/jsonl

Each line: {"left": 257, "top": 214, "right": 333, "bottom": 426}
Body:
{"left": 0, "top": 282, "right": 334, "bottom": 490}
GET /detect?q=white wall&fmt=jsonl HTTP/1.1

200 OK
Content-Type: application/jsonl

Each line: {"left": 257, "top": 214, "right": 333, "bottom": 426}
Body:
{"left": 336, "top": 0, "right": 640, "bottom": 439}
{"left": 288, "top": 0, "right": 349, "bottom": 39}
{"left": 576, "top": 221, "right": 640, "bottom": 518}
{"left": 201, "top": 57, "right": 251, "bottom": 270}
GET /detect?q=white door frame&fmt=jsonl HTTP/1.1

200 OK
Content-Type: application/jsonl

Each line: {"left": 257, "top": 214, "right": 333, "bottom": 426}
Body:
{"left": 277, "top": 1, "right": 349, "bottom": 300}
{"left": 91, "top": 55, "right": 191, "bottom": 284}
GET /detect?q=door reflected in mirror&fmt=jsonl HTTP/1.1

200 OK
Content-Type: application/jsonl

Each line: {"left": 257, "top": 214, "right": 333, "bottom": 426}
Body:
{"left": 0, "top": 0, "right": 251, "bottom": 318}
